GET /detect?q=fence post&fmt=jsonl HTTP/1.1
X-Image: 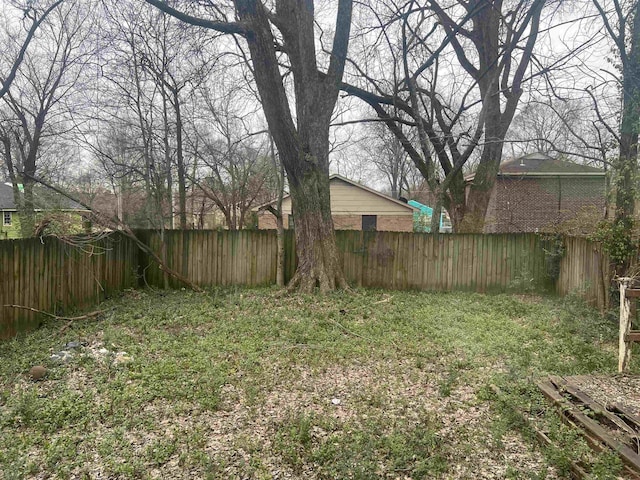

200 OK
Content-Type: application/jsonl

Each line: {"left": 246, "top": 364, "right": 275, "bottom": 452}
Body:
{"left": 618, "top": 277, "right": 633, "bottom": 372}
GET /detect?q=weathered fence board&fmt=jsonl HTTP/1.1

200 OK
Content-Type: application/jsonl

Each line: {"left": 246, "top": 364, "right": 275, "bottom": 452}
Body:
{"left": 557, "top": 236, "right": 610, "bottom": 311}
{"left": 1, "top": 230, "right": 613, "bottom": 339}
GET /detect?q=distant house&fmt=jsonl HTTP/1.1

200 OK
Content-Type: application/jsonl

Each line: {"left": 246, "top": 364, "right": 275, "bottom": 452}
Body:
{"left": 468, "top": 153, "right": 607, "bottom": 233}
{"left": 255, "top": 174, "right": 418, "bottom": 232}
{"left": 0, "top": 182, "right": 90, "bottom": 239}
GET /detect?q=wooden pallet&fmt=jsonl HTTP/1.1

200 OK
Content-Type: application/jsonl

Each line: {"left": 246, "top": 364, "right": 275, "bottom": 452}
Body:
{"left": 490, "top": 384, "right": 591, "bottom": 479}
{"left": 537, "top": 375, "right": 640, "bottom": 479}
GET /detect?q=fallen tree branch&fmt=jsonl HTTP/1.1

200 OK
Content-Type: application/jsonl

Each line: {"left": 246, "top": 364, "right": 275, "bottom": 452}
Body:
{"left": 4, "top": 304, "right": 106, "bottom": 321}
{"left": 373, "top": 295, "right": 393, "bottom": 304}
{"left": 20, "top": 173, "right": 204, "bottom": 293}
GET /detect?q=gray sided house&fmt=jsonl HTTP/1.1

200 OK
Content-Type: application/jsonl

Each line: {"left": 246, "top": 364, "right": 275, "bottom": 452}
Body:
{"left": 469, "top": 153, "right": 606, "bottom": 234}
{"left": 0, "top": 183, "right": 90, "bottom": 239}
{"left": 255, "top": 174, "right": 419, "bottom": 232}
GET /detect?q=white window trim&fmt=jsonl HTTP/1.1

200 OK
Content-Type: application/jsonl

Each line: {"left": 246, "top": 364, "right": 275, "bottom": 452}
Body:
{"left": 3, "top": 211, "right": 12, "bottom": 226}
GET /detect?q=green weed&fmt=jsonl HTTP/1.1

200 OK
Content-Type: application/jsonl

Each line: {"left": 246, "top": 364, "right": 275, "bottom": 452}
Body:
{"left": 0, "top": 287, "right": 633, "bottom": 478}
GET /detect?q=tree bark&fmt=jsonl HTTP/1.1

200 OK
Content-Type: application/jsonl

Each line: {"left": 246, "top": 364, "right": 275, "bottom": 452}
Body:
{"left": 286, "top": 165, "right": 347, "bottom": 292}
{"left": 19, "top": 121, "right": 43, "bottom": 237}
{"left": 615, "top": 1, "right": 640, "bottom": 229}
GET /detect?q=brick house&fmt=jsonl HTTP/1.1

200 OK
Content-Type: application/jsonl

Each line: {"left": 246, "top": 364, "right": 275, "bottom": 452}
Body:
{"left": 255, "top": 174, "right": 418, "bottom": 232}
{"left": 471, "top": 153, "right": 607, "bottom": 233}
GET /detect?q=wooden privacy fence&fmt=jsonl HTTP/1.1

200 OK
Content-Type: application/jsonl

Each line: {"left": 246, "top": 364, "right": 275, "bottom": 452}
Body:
{"left": 1, "top": 230, "right": 613, "bottom": 338}
{"left": 0, "top": 233, "right": 138, "bottom": 338}
{"left": 338, "top": 231, "right": 552, "bottom": 292}
{"left": 138, "top": 229, "right": 284, "bottom": 288}
{"left": 139, "top": 230, "right": 555, "bottom": 292}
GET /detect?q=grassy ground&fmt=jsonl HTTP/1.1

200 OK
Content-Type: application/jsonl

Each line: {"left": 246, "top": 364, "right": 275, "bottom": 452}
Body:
{"left": 0, "top": 287, "right": 636, "bottom": 479}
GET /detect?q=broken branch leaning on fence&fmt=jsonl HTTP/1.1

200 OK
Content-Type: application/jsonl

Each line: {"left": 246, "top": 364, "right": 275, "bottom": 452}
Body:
{"left": 20, "top": 173, "right": 205, "bottom": 293}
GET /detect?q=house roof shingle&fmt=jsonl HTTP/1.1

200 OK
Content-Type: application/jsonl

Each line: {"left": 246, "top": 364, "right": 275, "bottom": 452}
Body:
{"left": 464, "top": 152, "right": 605, "bottom": 182}
{"left": 498, "top": 152, "right": 604, "bottom": 175}
{"left": 0, "top": 183, "right": 16, "bottom": 209}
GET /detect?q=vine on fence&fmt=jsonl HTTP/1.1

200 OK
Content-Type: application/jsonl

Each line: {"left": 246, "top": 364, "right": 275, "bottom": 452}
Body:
{"left": 589, "top": 220, "right": 636, "bottom": 270}
{"left": 540, "top": 233, "right": 566, "bottom": 281}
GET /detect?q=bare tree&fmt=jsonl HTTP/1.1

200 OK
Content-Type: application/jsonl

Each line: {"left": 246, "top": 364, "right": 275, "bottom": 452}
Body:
{"left": 345, "top": 0, "right": 557, "bottom": 232}
{"left": 187, "top": 78, "right": 261, "bottom": 230}
{"left": 592, "top": 0, "right": 640, "bottom": 233}
{"left": 89, "top": 1, "right": 212, "bottom": 231}
{"left": 144, "top": 0, "right": 353, "bottom": 292}
{"left": 192, "top": 132, "right": 275, "bottom": 230}
{"left": 134, "top": 13, "right": 215, "bottom": 229}
{"left": 506, "top": 96, "right": 616, "bottom": 169}
{"left": 363, "top": 121, "right": 421, "bottom": 199}
{"left": 0, "top": 0, "right": 93, "bottom": 236}
{"left": 0, "top": 0, "right": 65, "bottom": 99}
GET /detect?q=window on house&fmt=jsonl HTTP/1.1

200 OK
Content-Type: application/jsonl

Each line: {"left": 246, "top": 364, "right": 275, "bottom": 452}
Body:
{"left": 3, "top": 212, "right": 11, "bottom": 226}
{"left": 362, "top": 215, "right": 377, "bottom": 231}
{"left": 288, "top": 214, "right": 294, "bottom": 230}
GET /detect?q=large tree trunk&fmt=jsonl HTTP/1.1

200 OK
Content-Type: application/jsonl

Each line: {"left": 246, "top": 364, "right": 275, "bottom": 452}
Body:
{"left": 458, "top": 4, "right": 505, "bottom": 233}
{"left": 233, "top": 0, "right": 352, "bottom": 292}
{"left": 20, "top": 125, "right": 42, "bottom": 237}
{"left": 610, "top": 0, "right": 640, "bottom": 274}
{"left": 463, "top": 140, "right": 503, "bottom": 233}
{"left": 617, "top": 129, "right": 638, "bottom": 229}
{"left": 286, "top": 163, "right": 347, "bottom": 292}
{"left": 615, "top": 1, "right": 640, "bottom": 228}
{"left": 20, "top": 182, "right": 36, "bottom": 237}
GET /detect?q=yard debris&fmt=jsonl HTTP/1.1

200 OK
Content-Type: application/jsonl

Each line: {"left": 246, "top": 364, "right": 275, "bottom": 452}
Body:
{"left": 50, "top": 340, "right": 85, "bottom": 363}
{"left": 373, "top": 295, "right": 393, "bottom": 305}
{"left": 490, "top": 384, "right": 591, "bottom": 479}
{"left": 83, "top": 343, "right": 134, "bottom": 366}
{"left": 50, "top": 350, "right": 74, "bottom": 363}
{"left": 113, "top": 351, "right": 134, "bottom": 365}
{"left": 331, "top": 398, "right": 341, "bottom": 405}
{"left": 3, "top": 304, "right": 107, "bottom": 321}
{"left": 28, "top": 365, "right": 46, "bottom": 380}
{"left": 47, "top": 341, "right": 134, "bottom": 367}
